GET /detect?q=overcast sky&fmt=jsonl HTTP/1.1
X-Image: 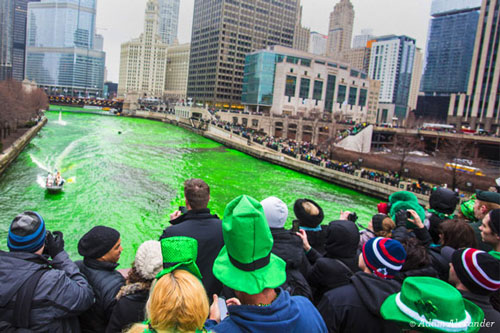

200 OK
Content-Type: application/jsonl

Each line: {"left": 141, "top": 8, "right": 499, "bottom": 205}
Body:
{"left": 96, "top": 0, "right": 432, "bottom": 82}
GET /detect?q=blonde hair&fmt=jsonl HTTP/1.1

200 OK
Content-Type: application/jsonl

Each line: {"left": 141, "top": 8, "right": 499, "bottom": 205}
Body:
{"left": 375, "top": 217, "right": 396, "bottom": 238}
{"left": 126, "top": 269, "right": 209, "bottom": 333}
{"left": 302, "top": 201, "right": 319, "bottom": 216}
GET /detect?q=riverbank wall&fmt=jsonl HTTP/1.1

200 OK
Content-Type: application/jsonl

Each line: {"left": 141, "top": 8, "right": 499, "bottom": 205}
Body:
{"left": 0, "top": 118, "right": 47, "bottom": 176}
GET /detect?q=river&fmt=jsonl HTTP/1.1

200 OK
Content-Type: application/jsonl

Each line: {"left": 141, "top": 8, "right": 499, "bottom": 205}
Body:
{"left": 0, "top": 111, "right": 379, "bottom": 267}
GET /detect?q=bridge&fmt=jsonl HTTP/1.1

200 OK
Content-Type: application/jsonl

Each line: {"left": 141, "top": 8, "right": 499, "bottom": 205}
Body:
{"left": 48, "top": 96, "right": 123, "bottom": 110}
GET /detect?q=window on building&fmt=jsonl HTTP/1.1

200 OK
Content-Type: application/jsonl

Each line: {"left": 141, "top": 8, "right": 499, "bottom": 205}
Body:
{"left": 325, "top": 74, "right": 336, "bottom": 113}
{"left": 348, "top": 87, "right": 358, "bottom": 105}
{"left": 299, "top": 78, "right": 310, "bottom": 99}
{"left": 337, "top": 85, "right": 347, "bottom": 104}
{"left": 359, "top": 89, "right": 367, "bottom": 107}
{"left": 313, "top": 80, "right": 323, "bottom": 100}
{"left": 285, "top": 75, "right": 297, "bottom": 97}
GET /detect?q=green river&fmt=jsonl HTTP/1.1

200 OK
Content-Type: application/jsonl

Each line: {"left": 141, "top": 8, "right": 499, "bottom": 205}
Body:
{"left": 0, "top": 110, "right": 379, "bottom": 267}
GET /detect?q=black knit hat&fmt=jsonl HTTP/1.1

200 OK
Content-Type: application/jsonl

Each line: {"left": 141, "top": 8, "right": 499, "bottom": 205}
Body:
{"left": 429, "top": 187, "right": 459, "bottom": 215}
{"left": 452, "top": 248, "right": 500, "bottom": 295}
{"left": 78, "top": 226, "right": 120, "bottom": 259}
{"left": 293, "top": 198, "right": 324, "bottom": 228}
{"left": 371, "top": 213, "right": 386, "bottom": 233}
{"left": 489, "top": 209, "right": 500, "bottom": 235}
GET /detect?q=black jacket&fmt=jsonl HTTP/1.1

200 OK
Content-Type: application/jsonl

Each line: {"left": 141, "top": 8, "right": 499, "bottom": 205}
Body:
{"left": 304, "top": 225, "right": 328, "bottom": 255}
{"left": 428, "top": 246, "right": 451, "bottom": 281}
{"left": 306, "top": 220, "right": 360, "bottom": 303}
{"left": 317, "top": 272, "right": 401, "bottom": 333}
{"left": 460, "top": 290, "right": 500, "bottom": 333}
{"left": 0, "top": 251, "right": 94, "bottom": 332}
{"left": 159, "top": 208, "right": 224, "bottom": 298}
{"left": 106, "top": 287, "right": 149, "bottom": 333}
{"left": 76, "top": 258, "right": 125, "bottom": 333}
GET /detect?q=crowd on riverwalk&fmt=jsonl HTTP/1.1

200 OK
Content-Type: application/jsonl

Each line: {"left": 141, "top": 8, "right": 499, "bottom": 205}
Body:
{"left": 1, "top": 178, "right": 500, "bottom": 332}
{"left": 211, "top": 119, "right": 433, "bottom": 195}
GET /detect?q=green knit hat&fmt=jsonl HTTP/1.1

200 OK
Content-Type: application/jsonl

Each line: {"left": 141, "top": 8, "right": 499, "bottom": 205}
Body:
{"left": 389, "top": 191, "right": 419, "bottom": 204}
{"left": 460, "top": 194, "right": 477, "bottom": 222}
{"left": 381, "top": 277, "right": 484, "bottom": 333}
{"left": 213, "top": 195, "right": 286, "bottom": 295}
{"left": 156, "top": 236, "right": 202, "bottom": 280}
{"left": 390, "top": 200, "right": 426, "bottom": 229}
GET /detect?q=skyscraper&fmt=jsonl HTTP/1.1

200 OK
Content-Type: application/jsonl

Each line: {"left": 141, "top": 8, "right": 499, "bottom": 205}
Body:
{"left": 293, "top": 5, "right": 310, "bottom": 52}
{"left": 0, "top": 0, "right": 41, "bottom": 81}
{"left": 448, "top": 0, "right": 500, "bottom": 132}
{"left": 309, "top": 32, "right": 327, "bottom": 55}
{"left": 421, "top": 0, "right": 481, "bottom": 95}
{"left": 368, "top": 35, "right": 416, "bottom": 123}
{"left": 165, "top": 42, "right": 190, "bottom": 100}
{"left": 326, "top": 0, "right": 354, "bottom": 59}
{"left": 157, "top": 0, "right": 180, "bottom": 45}
{"left": 25, "top": 0, "right": 105, "bottom": 96}
{"left": 187, "top": 0, "right": 299, "bottom": 106}
{"left": 352, "top": 29, "right": 373, "bottom": 49}
{"left": 118, "top": 0, "right": 168, "bottom": 98}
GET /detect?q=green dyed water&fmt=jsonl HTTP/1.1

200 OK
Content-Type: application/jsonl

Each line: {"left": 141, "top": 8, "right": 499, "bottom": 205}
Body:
{"left": 0, "top": 111, "right": 379, "bottom": 267}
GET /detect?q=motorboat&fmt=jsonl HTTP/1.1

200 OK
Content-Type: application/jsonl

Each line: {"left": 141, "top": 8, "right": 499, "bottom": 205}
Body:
{"left": 46, "top": 171, "right": 65, "bottom": 193}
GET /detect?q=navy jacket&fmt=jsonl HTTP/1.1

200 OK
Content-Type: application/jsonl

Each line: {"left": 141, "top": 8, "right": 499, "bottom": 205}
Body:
{"left": 0, "top": 250, "right": 94, "bottom": 332}
{"left": 207, "top": 289, "right": 327, "bottom": 332}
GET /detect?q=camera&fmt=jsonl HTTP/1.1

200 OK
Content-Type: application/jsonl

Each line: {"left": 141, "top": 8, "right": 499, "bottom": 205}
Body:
{"left": 347, "top": 212, "right": 358, "bottom": 223}
{"left": 179, "top": 206, "right": 188, "bottom": 214}
{"left": 292, "top": 220, "right": 300, "bottom": 233}
{"left": 406, "top": 210, "right": 412, "bottom": 219}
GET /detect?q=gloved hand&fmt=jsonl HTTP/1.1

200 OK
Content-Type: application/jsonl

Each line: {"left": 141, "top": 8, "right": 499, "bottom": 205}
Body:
{"left": 395, "top": 210, "right": 408, "bottom": 228}
{"left": 45, "top": 231, "right": 65, "bottom": 258}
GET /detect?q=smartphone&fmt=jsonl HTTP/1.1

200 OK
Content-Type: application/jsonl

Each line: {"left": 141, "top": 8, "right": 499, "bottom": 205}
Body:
{"left": 292, "top": 220, "right": 300, "bottom": 233}
{"left": 179, "top": 206, "right": 188, "bottom": 214}
{"left": 218, "top": 296, "right": 228, "bottom": 321}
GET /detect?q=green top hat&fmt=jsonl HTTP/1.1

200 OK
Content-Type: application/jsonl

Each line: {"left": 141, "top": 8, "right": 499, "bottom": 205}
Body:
{"left": 381, "top": 276, "right": 484, "bottom": 333}
{"left": 156, "top": 236, "right": 202, "bottom": 280}
{"left": 389, "top": 191, "right": 419, "bottom": 204}
{"left": 213, "top": 195, "right": 286, "bottom": 295}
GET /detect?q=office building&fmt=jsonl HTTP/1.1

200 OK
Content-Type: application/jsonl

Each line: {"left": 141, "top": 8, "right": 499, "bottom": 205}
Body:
{"left": 157, "top": 0, "right": 180, "bottom": 45}
{"left": 408, "top": 47, "right": 423, "bottom": 111}
{"left": 25, "top": 0, "right": 105, "bottom": 96}
{"left": 0, "top": 0, "right": 41, "bottom": 81}
{"left": 165, "top": 42, "right": 190, "bottom": 100}
{"left": 368, "top": 35, "right": 416, "bottom": 123}
{"left": 187, "top": 0, "right": 300, "bottom": 106}
{"left": 309, "top": 32, "right": 327, "bottom": 56}
{"left": 343, "top": 46, "right": 370, "bottom": 72}
{"left": 352, "top": 28, "right": 373, "bottom": 48}
{"left": 103, "top": 81, "right": 117, "bottom": 99}
{"left": 326, "top": 0, "right": 354, "bottom": 59}
{"left": 448, "top": 0, "right": 500, "bottom": 132}
{"left": 118, "top": 0, "right": 168, "bottom": 98}
{"left": 293, "top": 6, "right": 310, "bottom": 52}
{"left": 242, "top": 45, "right": 375, "bottom": 123}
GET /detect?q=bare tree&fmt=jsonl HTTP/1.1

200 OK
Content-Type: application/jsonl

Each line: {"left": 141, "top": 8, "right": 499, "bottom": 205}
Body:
{"left": 392, "top": 131, "right": 423, "bottom": 176}
{"left": 439, "top": 137, "right": 476, "bottom": 190}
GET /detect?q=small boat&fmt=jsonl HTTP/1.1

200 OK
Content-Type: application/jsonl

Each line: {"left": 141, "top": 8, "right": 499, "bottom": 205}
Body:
{"left": 46, "top": 171, "right": 65, "bottom": 193}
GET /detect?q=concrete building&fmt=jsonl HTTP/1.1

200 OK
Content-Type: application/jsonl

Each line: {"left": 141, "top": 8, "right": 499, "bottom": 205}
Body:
{"left": 448, "top": 0, "right": 500, "bottom": 133}
{"left": 118, "top": 0, "right": 168, "bottom": 98}
{"left": 408, "top": 47, "right": 423, "bottom": 111}
{"left": 326, "top": 0, "right": 354, "bottom": 59}
{"left": 25, "top": 0, "right": 105, "bottom": 97}
{"left": 293, "top": 5, "right": 310, "bottom": 53}
{"left": 352, "top": 28, "right": 373, "bottom": 48}
{"left": 343, "top": 46, "right": 370, "bottom": 72}
{"left": 309, "top": 32, "right": 327, "bottom": 56}
{"left": 157, "top": 0, "right": 180, "bottom": 45}
{"left": 165, "top": 42, "right": 190, "bottom": 100}
{"left": 241, "top": 45, "right": 374, "bottom": 123}
{"left": 187, "top": 0, "right": 299, "bottom": 106}
{"left": 368, "top": 35, "right": 416, "bottom": 124}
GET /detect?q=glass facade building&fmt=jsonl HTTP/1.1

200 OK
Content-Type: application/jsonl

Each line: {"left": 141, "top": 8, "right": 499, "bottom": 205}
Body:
{"left": 25, "top": 0, "right": 105, "bottom": 96}
{"left": 157, "top": 0, "right": 179, "bottom": 45}
{"left": 421, "top": 0, "right": 480, "bottom": 95}
{"left": 242, "top": 52, "right": 277, "bottom": 105}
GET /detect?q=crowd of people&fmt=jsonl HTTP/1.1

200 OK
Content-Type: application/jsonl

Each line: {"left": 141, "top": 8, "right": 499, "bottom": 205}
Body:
{"left": 1, "top": 178, "right": 499, "bottom": 332}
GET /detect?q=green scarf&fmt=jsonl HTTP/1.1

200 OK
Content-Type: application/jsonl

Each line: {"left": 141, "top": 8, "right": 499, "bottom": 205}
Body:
{"left": 427, "top": 208, "right": 455, "bottom": 221}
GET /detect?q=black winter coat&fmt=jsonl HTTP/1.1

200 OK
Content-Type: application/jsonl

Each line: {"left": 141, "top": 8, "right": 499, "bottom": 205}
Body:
{"left": 303, "top": 225, "right": 328, "bottom": 255}
{"left": 106, "top": 288, "right": 149, "bottom": 333}
{"left": 317, "top": 272, "right": 402, "bottom": 333}
{"left": 77, "top": 259, "right": 125, "bottom": 333}
{"left": 159, "top": 208, "right": 224, "bottom": 298}
{"left": 305, "top": 220, "right": 360, "bottom": 304}
{"left": 460, "top": 290, "right": 500, "bottom": 333}
{"left": 0, "top": 251, "right": 94, "bottom": 332}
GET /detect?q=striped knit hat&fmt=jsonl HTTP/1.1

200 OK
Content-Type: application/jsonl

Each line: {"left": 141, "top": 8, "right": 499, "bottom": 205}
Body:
{"left": 7, "top": 211, "right": 46, "bottom": 253}
{"left": 452, "top": 248, "right": 500, "bottom": 295}
{"left": 363, "top": 237, "right": 406, "bottom": 279}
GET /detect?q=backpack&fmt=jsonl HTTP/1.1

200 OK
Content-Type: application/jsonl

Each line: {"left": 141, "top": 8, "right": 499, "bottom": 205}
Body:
{"left": 281, "top": 269, "right": 313, "bottom": 301}
{"left": 0, "top": 268, "right": 47, "bottom": 332}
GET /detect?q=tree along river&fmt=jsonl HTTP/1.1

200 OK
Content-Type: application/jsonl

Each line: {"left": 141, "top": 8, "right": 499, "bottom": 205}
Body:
{"left": 0, "top": 111, "right": 379, "bottom": 267}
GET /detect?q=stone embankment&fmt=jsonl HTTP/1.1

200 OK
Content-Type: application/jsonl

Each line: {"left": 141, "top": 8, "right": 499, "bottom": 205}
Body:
{"left": 0, "top": 118, "right": 47, "bottom": 176}
{"left": 128, "top": 110, "right": 429, "bottom": 206}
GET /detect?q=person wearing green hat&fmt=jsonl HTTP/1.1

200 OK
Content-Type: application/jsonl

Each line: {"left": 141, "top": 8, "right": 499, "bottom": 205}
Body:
{"left": 472, "top": 190, "right": 500, "bottom": 251}
{"left": 206, "top": 195, "right": 327, "bottom": 332}
{"left": 381, "top": 276, "right": 484, "bottom": 332}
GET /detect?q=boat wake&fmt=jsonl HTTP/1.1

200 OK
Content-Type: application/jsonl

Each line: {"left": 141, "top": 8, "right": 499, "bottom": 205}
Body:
{"left": 56, "top": 111, "right": 67, "bottom": 126}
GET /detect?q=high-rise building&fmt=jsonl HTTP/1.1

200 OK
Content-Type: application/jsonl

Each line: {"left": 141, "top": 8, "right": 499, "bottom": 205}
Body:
{"left": 157, "top": 0, "right": 180, "bottom": 45}
{"left": 187, "top": 0, "right": 299, "bottom": 106}
{"left": 293, "top": 5, "right": 310, "bottom": 52}
{"left": 368, "top": 35, "right": 416, "bottom": 123}
{"left": 421, "top": 0, "right": 481, "bottom": 95}
{"left": 309, "top": 32, "right": 327, "bottom": 55}
{"left": 408, "top": 47, "right": 423, "bottom": 111}
{"left": 352, "top": 28, "right": 373, "bottom": 48}
{"left": 165, "top": 42, "right": 190, "bottom": 100}
{"left": 326, "top": 0, "right": 354, "bottom": 59}
{"left": 448, "top": 0, "right": 500, "bottom": 132}
{"left": 118, "top": 0, "right": 168, "bottom": 98}
{"left": 0, "top": 0, "right": 41, "bottom": 81}
{"left": 343, "top": 46, "right": 370, "bottom": 72}
{"left": 25, "top": 0, "right": 105, "bottom": 97}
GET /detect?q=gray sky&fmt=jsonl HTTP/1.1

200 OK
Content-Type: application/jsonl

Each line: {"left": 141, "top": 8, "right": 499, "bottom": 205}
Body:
{"left": 96, "top": 0, "right": 432, "bottom": 82}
